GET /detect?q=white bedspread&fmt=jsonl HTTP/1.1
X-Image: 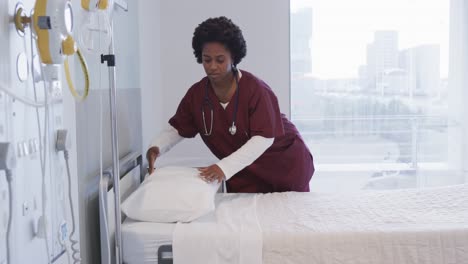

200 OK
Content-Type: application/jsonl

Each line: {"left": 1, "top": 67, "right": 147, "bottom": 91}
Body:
{"left": 170, "top": 184, "right": 468, "bottom": 264}
{"left": 172, "top": 194, "right": 262, "bottom": 264}
{"left": 257, "top": 184, "right": 468, "bottom": 264}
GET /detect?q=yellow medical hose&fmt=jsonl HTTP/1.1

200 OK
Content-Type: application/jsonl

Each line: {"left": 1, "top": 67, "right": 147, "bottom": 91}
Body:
{"left": 64, "top": 48, "right": 90, "bottom": 101}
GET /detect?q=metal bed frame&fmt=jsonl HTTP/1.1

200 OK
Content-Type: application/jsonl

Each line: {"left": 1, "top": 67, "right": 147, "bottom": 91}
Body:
{"left": 98, "top": 151, "right": 175, "bottom": 264}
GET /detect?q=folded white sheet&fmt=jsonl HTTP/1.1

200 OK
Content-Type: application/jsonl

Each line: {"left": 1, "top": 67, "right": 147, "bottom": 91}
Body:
{"left": 172, "top": 194, "right": 262, "bottom": 264}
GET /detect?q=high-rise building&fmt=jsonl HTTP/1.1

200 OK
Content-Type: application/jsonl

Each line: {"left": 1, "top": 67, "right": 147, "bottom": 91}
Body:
{"left": 291, "top": 8, "right": 313, "bottom": 75}
{"left": 366, "top": 31, "right": 399, "bottom": 92}
{"left": 399, "top": 45, "right": 440, "bottom": 97}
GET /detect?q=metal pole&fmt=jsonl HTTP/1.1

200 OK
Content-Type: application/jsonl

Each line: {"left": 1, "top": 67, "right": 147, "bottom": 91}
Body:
{"left": 107, "top": 23, "right": 123, "bottom": 264}
{"left": 101, "top": 3, "right": 127, "bottom": 263}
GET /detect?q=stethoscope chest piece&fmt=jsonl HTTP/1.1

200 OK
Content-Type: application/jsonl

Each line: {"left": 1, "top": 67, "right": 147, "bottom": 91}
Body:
{"left": 229, "top": 123, "right": 237, "bottom": 135}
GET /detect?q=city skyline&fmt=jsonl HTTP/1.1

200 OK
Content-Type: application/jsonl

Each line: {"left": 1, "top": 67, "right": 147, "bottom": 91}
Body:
{"left": 291, "top": 0, "right": 449, "bottom": 79}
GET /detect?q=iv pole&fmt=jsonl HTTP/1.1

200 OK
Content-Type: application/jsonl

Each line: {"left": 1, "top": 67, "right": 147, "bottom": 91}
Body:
{"left": 101, "top": 2, "right": 128, "bottom": 263}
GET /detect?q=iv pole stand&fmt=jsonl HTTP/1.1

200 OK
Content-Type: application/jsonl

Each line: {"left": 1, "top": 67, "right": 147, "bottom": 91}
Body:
{"left": 101, "top": 43, "right": 122, "bottom": 264}
{"left": 101, "top": 2, "right": 128, "bottom": 262}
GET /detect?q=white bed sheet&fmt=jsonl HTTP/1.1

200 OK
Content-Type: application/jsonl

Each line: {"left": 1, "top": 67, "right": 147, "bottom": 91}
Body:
{"left": 122, "top": 218, "right": 175, "bottom": 264}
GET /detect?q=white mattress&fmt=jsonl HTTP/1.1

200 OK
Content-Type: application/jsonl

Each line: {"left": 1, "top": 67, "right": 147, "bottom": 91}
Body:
{"left": 122, "top": 184, "right": 468, "bottom": 264}
{"left": 122, "top": 218, "right": 175, "bottom": 264}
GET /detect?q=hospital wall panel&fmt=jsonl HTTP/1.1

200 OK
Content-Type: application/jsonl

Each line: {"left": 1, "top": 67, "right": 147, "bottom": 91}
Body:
{"left": 2, "top": 0, "right": 72, "bottom": 263}
{"left": 0, "top": 0, "right": 145, "bottom": 263}
{"left": 0, "top": 1, "right": 9, "bottom": 262}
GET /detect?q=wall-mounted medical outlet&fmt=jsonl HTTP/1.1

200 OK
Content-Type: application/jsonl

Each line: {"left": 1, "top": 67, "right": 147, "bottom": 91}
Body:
{"left": 36, "top": 215, "right": 47, "bottom": 239}
{"left": 0, "top": 142, "right": 16, "bottom": 170}
{"left": 15, "top": 139, "right": 40, "bottom": 158}
{"left": 21, "top": 141, "right": 29, "bottom": 156}
{"left": 56, "top": 129, "right": 68, "bottom": 152}
{"left": 16, "top": 142, "right": 24, "bottom": 157}
{"left": 28, "top": 139, "right": 37, "bottom": 155}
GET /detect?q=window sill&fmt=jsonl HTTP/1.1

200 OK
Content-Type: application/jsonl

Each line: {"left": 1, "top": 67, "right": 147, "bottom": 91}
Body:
{"left": 316, "top": 162, "right": 451, "bottom": 172}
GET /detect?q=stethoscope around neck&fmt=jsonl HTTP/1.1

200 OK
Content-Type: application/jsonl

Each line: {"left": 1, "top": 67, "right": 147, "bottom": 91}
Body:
{"left": 202, "top": 67, "right": 240, "bottom": 136}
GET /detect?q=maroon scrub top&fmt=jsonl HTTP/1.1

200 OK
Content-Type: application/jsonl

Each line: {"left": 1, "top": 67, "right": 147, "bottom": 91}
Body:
{"left": 169, "top": 70, "right": 314, "bottom": 193}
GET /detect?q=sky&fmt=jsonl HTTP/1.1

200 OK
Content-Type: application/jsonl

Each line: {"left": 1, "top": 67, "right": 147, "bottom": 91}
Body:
{"left": 291, "top": 0, "right": 449, "bottom": 79}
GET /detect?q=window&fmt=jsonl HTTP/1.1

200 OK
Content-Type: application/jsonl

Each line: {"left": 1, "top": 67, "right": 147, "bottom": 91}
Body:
{"left": 290, "top": 0, "right": 465, "bottom": 192}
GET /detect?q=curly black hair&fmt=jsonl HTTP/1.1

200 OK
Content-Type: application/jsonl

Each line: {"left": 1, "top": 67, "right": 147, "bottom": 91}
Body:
{"left": 192, "top": 16, "right": 247, "bottom": 66}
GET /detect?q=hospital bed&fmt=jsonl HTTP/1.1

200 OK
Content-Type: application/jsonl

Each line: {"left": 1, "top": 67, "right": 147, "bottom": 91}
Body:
{"left": 99, "top": 156, "right": 468, "bottom": 264}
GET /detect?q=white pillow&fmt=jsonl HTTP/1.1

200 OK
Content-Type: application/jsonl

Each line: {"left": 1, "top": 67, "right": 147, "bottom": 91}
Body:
{"left": 121, "top": 166, "right": 220, "bottom": 223}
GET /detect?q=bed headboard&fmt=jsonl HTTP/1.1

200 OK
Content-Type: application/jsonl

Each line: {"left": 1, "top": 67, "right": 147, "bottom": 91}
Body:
{"left": 99, "top": 152, "right": 143, "bottom": 264}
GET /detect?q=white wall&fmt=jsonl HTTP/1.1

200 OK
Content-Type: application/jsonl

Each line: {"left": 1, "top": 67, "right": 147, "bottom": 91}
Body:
{"left": 138, "top": 0, "right": 163, "bottom": 160}
{"left": 139, "top": 0, "right": 291, "bottom": 165}
{"left": 449, "top": 0, "right": 468, "bottom": 181}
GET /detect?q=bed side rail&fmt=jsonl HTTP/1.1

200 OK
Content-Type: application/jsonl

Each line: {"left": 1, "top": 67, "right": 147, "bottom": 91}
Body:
{"left": 99, "top": 152, "right": 143, "bottom": 264}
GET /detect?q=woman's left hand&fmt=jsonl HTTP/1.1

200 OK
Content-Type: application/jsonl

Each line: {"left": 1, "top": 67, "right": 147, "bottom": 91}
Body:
{"left": 198, "top": 165, "right": 225, "bottom": 183}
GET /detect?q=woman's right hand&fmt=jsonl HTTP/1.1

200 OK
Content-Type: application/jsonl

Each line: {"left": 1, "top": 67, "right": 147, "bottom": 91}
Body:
{"left": 146, "top": 146, "right": 160, "bottom": 175}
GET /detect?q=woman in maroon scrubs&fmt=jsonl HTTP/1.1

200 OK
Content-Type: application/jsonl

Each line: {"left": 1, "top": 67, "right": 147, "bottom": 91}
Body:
{"left": 147, "top": 16, "right": 314, "bottom": 193}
